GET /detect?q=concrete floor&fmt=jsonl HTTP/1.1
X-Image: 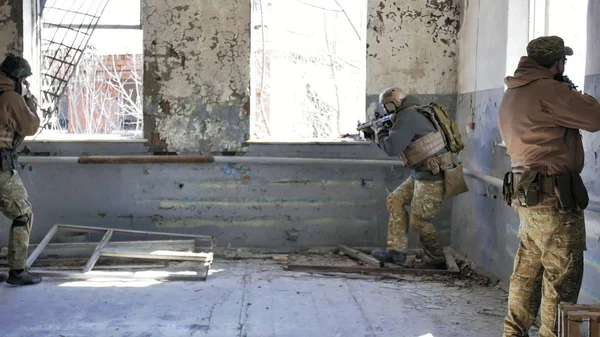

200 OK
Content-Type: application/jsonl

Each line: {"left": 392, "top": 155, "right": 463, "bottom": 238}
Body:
{"left": 0, "top": 260, "right": 533, "bottom": 337}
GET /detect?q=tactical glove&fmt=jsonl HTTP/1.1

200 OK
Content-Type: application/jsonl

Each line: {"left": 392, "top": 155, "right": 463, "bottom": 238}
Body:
{"left": 374, "top": 126, "right": 389, "bottom": 145}
{"left": 24, "top": 94, "right": 38, "bottom": 114}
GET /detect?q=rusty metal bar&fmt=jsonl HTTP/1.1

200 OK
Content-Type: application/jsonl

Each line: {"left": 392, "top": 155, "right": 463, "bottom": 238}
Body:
{"left": 17, "top": 155, "right": 402, "bottom": 166}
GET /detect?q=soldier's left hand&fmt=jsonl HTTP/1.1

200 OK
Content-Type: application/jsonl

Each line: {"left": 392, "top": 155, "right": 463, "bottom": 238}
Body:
{"left": 374, "top": 126, "right": 389, "bottom": 144}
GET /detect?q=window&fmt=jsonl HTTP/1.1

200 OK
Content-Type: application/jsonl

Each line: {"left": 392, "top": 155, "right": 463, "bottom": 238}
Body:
{"left": 33, "top": 0, "right": 143, "bottom": 140}
{"left": 505, "top": 0, "right": 530, "bottom": 80}
{"left": 528, "top": 0, "right": 588, "bottom": 89}
{"left": 250, "top": 0, "right": 367, "bottom": 142}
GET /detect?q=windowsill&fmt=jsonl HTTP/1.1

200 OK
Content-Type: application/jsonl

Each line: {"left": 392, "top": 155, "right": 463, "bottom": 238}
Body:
{"left": 24, "top": 133, "right": 146, "bottom": 143}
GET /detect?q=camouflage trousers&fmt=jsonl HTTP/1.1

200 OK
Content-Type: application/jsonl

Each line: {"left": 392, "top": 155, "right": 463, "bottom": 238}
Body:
{"left": 504, "top": 207, "right": 585, "bottom": 337}
{"left": 385, "top": 177, "right": 445, "bottom": 263}
{"left": 0, "top": 170, "right": 33, "bottom": 270}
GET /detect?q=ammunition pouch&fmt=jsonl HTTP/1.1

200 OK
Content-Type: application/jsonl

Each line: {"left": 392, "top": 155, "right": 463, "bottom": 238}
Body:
{"left": 442, "top": 161, "right": 469, "bottom": 199}
{"left": 418, "top": 151, "right": 453, "bottom": 175}
{"left": 0, "top": 148, "right": 18, "bottom": 171}
{"left": 501, "top": 171, "right": 589, "bottom": 212}
{"left": 418, "top": 152, "right": 468, "bottom": 199}
{"left": 553, "top": 173, "right": 589, "bottom": 213}
{"left": 502, "top": 171, "right": 546, "bottom": 207}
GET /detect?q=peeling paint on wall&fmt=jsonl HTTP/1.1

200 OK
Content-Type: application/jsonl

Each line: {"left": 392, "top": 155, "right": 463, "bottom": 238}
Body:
{"left": 366, "top": 0, "right": 460, "bottom": 99}
{"left": 221, "top": 163, "right": 254, "bottom": 181}
{"left": 0, "top": 0, "right": 24, "bottom": 56}
{"left": 143, "top": 0, "right": 251, "bottom": 153}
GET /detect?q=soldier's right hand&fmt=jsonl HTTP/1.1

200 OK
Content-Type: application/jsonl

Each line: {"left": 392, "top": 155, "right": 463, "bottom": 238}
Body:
{"left": 24, "top": 94, "right": 38, "bottom": 113}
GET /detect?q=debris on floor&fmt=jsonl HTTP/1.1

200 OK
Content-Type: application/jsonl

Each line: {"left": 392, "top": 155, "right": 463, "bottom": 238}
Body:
{"left": 0, "top": 259, "right": 513, "bottom": 337}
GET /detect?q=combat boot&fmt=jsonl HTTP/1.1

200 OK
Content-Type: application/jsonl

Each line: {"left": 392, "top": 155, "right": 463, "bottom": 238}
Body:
{"left": 0, "top": 272, "right": 6, "bottom": 282}
{"left": 371, "top": 248, "right": 407, "bottom": 265}
{"left": 6, "top": 269, "right": 42, "bottom": 286}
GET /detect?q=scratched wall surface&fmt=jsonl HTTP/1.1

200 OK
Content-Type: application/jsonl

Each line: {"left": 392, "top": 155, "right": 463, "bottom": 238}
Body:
{"left": 0, "top": 0, "right": 23, "bottom": 56}
{"left": 3, "top": 142, "right": 453, "bottom": 251}
{"left": 143, "top": 0, "right": 251, "bottom": 153}
{"left": 366, "top": 0, "right": 460, "bottom": 115}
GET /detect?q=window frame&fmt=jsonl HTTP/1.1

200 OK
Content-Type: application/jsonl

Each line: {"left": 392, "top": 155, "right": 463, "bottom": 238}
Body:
{"left": 28, "top": 0, "right": 145, "bottom": 142}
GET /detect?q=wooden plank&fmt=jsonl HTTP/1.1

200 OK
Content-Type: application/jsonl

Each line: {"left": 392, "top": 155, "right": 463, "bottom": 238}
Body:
{"left": 83, "top": 230, "right": 113, "bottom": 273}
{"left": 337, "top": 245, "right": 383, "bottom": 267}
{"left": 443, "top": 247, "right": 460, "bottom": 272}
{"left": 26, "top": 224, "right": 59, "bottom": 268}
{"left": 561, "top": 306, "right": 600, "bottom": 319}
{"left": 284, "top": 264, "right": 459, "bottom": 276}
{"left": 591, "top": 317, "right": 600, "bottom": 337}
{"left": 568, "top": 318, "right": 581, "bottom": 337}
{"left": 100, "top": 248, "right": 213, "bottom": 262}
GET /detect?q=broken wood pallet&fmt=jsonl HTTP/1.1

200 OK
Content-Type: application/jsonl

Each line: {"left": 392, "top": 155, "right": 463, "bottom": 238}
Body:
{"left": 559, "top": 303, "right": 600, "bottom": 337}
{"left": 337, "top": 245, "right": 461, "bottom": 273}
{"left": 337, "top": 245, "right": 384, "bottom": 267}
{"left": 284, "top": 264, "right": 460, "bottom": 276}
{"left": 443, "top": 247, "right": 460, "bottom": 272}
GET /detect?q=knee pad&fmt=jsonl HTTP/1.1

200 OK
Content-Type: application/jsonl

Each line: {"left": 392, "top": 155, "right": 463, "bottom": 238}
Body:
{"left": 12, "top": 214, "right": 30, "bottom": 228}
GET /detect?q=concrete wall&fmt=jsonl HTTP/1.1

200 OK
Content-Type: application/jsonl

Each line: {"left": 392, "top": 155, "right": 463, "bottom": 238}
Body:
{"left": 452, "top": 0, "right": 600, "bottom": 304}
{"left": 0, "top": 0, "right": 23, "bottom": 56}
{"left": 0, "top": 0, "right": 461, "bottom": 251}
{"left": 13, "top": 142, "right": 452, "bottom": 251}
{"left": 365, "top": 0, "right": 460, "bottom": 115}
{"left": 143, "top": 0, "right": 251, "bottom": 153}
{"left": 452, "top": 0, "right": 516, "bottom": 283}
{"left": 579, "top": 0, "right": 600, "bottom": 304}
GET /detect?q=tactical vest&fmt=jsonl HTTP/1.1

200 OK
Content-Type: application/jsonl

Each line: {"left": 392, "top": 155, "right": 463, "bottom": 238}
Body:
{"left": 399, "top": 130, "right": 446, "bottom": 167}
{"left": 399, "top": 103, "right": 463, "bottom": 169}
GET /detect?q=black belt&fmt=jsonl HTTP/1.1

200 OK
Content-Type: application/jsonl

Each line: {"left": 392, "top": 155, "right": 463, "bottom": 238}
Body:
{"left": 0, "top": 148, "right": 18, "bottom": 171}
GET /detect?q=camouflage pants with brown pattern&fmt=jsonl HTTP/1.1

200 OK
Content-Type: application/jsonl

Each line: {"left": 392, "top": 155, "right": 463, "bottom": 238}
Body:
{"left": 504, "top": 207, "right": 585, "bottom": 337}
{"left": 0, "top": 170, "right": 33, "bottom": 270}
{"left": 385, "top": 177, "right": 445, "bottom": 263}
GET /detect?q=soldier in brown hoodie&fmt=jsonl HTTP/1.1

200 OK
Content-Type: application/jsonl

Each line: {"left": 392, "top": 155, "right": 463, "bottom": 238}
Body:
{"left": 0, "top": 54, "right": 42, "bottom": 285}
{"left": 499, "top": 36, "right": 600, "bottom": 337}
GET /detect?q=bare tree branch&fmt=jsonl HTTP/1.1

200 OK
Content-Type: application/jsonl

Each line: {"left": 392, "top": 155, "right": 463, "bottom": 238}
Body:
{"left": 333, "top": 0, "right": 361, "bottom": 41}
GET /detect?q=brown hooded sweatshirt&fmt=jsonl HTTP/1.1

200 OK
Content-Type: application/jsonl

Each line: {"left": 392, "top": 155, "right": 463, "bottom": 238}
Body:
{"left": 0, "top": 71, "right": 40, "bottom": 149}
{"left": 498, "top": 57, "right": 600, "bottom": 176}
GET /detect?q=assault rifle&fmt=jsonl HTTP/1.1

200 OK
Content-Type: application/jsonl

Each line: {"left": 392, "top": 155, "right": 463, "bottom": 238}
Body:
{"left": 563, "top": 75, "right": 578, "bottom": 91}
{"left": 356, "top": 110, "right": 394, "bottom": 140}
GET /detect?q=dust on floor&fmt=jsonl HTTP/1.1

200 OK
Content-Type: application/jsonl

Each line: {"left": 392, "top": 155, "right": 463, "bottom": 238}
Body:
{"left": 0, "top": 257, "right": 535, "bottom": 337}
